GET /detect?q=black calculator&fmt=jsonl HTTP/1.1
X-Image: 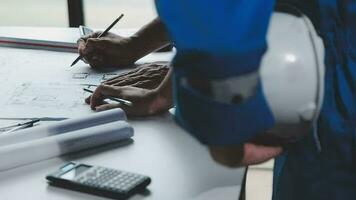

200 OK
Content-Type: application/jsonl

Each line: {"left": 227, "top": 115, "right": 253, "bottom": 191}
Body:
{"left": 46, "top": 162, "right": 151, "bottom": 199}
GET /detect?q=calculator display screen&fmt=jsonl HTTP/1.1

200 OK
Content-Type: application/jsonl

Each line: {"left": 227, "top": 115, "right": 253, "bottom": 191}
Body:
{"left": 60, "top": 165, "right": 91, "bottom": 180}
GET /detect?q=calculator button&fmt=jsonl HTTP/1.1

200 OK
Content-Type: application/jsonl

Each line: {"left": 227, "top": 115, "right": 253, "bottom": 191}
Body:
{"left": 67, "top": 166, "right": 149, "bottom": 197}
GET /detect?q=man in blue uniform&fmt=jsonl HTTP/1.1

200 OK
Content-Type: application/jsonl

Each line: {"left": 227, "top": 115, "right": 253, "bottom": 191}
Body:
{"left": 81, "top": 0, "right": 355, "bottom": 199}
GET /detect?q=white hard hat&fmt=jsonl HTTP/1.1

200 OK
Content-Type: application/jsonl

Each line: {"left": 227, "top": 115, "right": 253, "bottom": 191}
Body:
{"left": 207, "top": 10, "right": 325, "bottom": 139}
{"left": 174, "top": 9, "right": 325, "bottom": 144}
{"left": 260, "top": 10, "right": 325, "bottom": 137}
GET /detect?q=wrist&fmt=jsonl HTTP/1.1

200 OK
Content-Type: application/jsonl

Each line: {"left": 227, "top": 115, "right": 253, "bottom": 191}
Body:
{"left": 129, "top": 33, "right": 170, "bottom": 59}
{"left": 126, "top": 36, "right": 147, "bottom": 62}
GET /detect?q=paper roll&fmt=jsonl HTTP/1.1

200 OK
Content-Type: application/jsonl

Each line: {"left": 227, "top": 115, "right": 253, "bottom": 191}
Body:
{"left": 0, "top": 108, "right": 126, "bottom": 146}
{"left": 0, "top": 121, "right": 133, "bottom": 171}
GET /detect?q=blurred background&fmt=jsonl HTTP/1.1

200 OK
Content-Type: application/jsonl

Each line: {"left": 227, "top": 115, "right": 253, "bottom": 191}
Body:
{"left": 0, "top": 0, "right": 157, "bottom": 28}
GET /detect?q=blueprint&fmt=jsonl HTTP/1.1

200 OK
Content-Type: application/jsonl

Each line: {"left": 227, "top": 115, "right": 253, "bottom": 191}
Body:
{"left": 0, "top": 47, "right": 174, "bottom": 118}
{"left": 0, "top": 82, "right": 94, "bottom": 118}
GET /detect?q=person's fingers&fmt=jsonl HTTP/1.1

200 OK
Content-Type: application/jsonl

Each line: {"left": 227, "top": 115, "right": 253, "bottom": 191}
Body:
{"left": 81, "top": 38, "right": 111, "bottom": 68}
{"left": 80, "top": 31, "right": 120, "bottom": 43}
{"left": 241, "top": 143, "right": 283, "bottom": 166}
{"left": 209, "top": 142, "right": 283, "bottom": 167}
{"left": 107, "top": 74, "right": 164, "bottom": 89}
{"left": 85, "top": 96, "right": 91, "bottom": 104}
{"left": 90, "top": 85, "right": 114, "bottom": 110}
{"left": 104, "top": 71, "right": 143, "bottom": 85}
{"left": 111, "top": 76, "right": 142, "bottom": 86}
{"left": 95, "top": 103, "right": 121, "bottom": 112}
{"left": 129, "top": 80, "right": 150, "bottom": 87}
{"left": 89, "top": 55, "right": 104, "bottom": 66}
{"left": 85, "top": 38, "right": 111, "bottom": 54}
{"left": 102, "top": 73, "right": 132, "bottom": 85}
{"left": 78, "top": 38, "right": 85, "bottom": 49}
{"left": 86, "top": 56, "right": 104, "bottom": 68}
{"left": 81, "top": 57, "right": 89, "bottom": 64}
{"left": 103, "top": 71, "right": 142, "bottom": 85}
{"left": 111, "top": 72, "right": 162, "bottom": 86}
{"left": 80, "top": 31, "right": 102, "bottom": 42}
{"left": 103, "top": 77, "right": 124, "bottom": 85}
{"left": 95, "top": 102, "right": 136, "bottom": 117}
{"left": 103, "top": 63, "right": 168, "bottom": 82}
{"left": 111, "top": 79, "right": 138, "bottom": 87}
{"left": 86, "top": 38, "right": 113, "bottom": 50}
{"left": 104, "top": 65, "right": 169, "bottom": 86}
{"left": 78, "top": 39, "right": 88, "bottom": 56}
{"left": 91, "top": 85, "right": 138, "bottom": 115}
{"left": 129, "top": 80, "right": 159, "bottom": 89}
{"left": 103, "top": 68, "right": 141, "bottom": 84}
{"left": 78, "top": 42, "right": 93, "bottom": 65}
{"left": 85, "top": 38, "right": 99, "bottom": 51}
{"left": 79, "top": 40, "right": 95, "bottom": 62}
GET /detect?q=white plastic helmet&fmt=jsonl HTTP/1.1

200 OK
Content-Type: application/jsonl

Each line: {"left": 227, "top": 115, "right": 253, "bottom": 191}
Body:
{"left": 206, "top": 10, "right": 325, "bottom": 140}
{"left": 260, "top": 10, "right": 325, "bottom": 136}
{"left": 175, "top": 9, "right": 325, "bottom": 143}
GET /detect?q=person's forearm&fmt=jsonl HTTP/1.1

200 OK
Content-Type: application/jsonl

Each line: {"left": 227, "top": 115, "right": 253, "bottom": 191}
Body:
{"left": 130, "top": 17, "right": 171, "bottom": 59}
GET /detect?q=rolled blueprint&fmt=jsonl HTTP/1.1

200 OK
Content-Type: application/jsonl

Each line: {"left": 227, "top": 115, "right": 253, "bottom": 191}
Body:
{"left": 0, "top": 108, "right": 126, "bottom": 146}
{"left": 0, "top": 121, "right": 133, "bottom": 171}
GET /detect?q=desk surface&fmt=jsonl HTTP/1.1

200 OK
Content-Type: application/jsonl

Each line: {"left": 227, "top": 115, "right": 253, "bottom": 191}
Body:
{"left": 0, "top": 115, "right": 244, "bottom": 200}
{"left": 0, "top": 27, "right": 244, "bottom": 200}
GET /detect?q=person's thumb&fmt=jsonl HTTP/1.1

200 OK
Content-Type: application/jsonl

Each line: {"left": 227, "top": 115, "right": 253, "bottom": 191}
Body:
{"left": 90, "top": 84, "right": 119, "bottom": 110}
{"left": 80, "top": 31, "right": 102, "bottom": 42}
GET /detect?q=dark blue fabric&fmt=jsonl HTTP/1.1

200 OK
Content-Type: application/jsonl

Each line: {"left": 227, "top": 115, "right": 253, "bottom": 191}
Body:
{"left": 171, "top": 51, "right": 265, "bottom": 79}
{"left": 273, "top": 0, "right": 356, "bottom": 200}
{"left": 155, "top": 0, "right": 276, "bottom": 145}
{"left": 155, "top": 0, "right": 275, "bottom": 51}
{"left": 155, "top": 0, "right": 275, "bottom": 76}
{"left": 173, "top": 71, "right": 275, "bottom": 145}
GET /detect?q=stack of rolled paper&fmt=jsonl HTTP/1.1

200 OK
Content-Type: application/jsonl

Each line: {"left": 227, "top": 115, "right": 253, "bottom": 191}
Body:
{"left": 0, "top": 108, "right": 133, "bottom": 171}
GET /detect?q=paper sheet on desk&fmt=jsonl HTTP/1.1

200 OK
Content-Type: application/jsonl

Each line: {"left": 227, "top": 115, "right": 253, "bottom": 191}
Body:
{"left": 0, "top": 47, "right": 173, "bottom": 84}
{"left": 0, "top": 48, "right": 129, "bottom": 119}
{"left": 0, "top": 120, "right": 133, "bottom": 172}
{"left": 0, "top": 47, "right": 174, "bottom": 118}
{"left": 0, "top": 82, "right": 95, "bottom": 118}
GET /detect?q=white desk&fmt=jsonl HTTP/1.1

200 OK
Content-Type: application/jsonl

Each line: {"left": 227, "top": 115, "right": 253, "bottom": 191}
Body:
{"left": 0, "top": 27, "right": 244, "bottom": 200}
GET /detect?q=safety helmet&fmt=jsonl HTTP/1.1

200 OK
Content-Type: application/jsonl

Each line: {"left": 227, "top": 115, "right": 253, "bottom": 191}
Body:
{"left": 173, "top": 10, "right": 325, "bottom": 145}
{"left": 259, "top": 10, "right": 325, "bottom": 140}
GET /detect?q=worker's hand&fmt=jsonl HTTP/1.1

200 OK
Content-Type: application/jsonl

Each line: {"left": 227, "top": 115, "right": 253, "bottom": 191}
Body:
{"left": 85, "top": 84, "right": 173, "bottom": 117}
{"left": 209, "top": 144, "right": 283, "bottom": 168}
{"left": 78, "top": 31, "right": 141, "bottom": 69}
{"left": 103, "top": 62, "right": 170, "bottom": 89}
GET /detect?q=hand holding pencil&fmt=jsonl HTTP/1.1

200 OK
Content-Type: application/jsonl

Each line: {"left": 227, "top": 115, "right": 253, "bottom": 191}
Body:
{"left": 76, "top": 14, "right": 146, "bottom": 70}
{"left": 71, "top": 14, "right": 134, "bottom": 68}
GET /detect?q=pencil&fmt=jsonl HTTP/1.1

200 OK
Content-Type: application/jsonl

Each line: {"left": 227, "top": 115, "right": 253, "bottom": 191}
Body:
{"left": 83, "top": 88, "right": 133, "bottom": 107}
{"left": 71, "top": 14, "right": 124, "bottom": 67}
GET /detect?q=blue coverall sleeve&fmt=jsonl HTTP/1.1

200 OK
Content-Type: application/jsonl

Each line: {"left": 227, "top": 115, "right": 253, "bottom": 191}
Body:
{"left": 156, "top": 0, "right": 276, "bottom": 77}
{"left": 155, "top": 0, "right": 277, "bottom": 145}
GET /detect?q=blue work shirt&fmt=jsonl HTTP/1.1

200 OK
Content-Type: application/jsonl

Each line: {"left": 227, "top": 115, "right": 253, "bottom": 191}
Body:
{"left": 156, "top": 0, "right": 356, "bottom": 199}
{"left": 273, "top": 0, "right": 356, "bottom": 199}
